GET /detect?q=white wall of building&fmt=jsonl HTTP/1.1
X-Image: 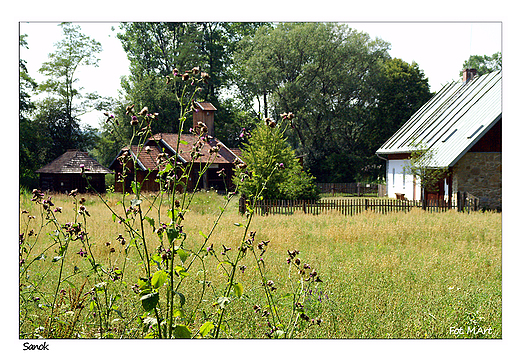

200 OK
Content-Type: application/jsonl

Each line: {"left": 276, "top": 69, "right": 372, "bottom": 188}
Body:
{"left": 386, "top": 159, "right": 421, "bottom": 200}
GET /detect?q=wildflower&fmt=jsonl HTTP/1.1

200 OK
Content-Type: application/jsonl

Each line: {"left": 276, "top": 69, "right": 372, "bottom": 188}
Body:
{"left": 173, "top": 68, "right": 179, "bottom": 76}
{"left": 125, "top": 104, "right": 135, "bottom": 115}
{"left": 196, "top": 121, "right": 208, "bottom": 134}
{"left": 77, "top": 248, "right": 87, "bottom": 257}
{"left": 300, "top": 313, "right": 310, "bottom": 322}
{"left": 69, "top": 189, "right": 78, "bottom": 197}
{"left": 191, "top": 66, "right": 200, "bottom": 75}
{"left": 130, "top": 116, "right": 139, "bottom": 126}
{"left": 21, "top": 209, "right": 29, "bottom": 214}
{"left": 239, "top": 265, "right": 247, "bottom": 273}
{"left": 294, "top": 257, "right": 301, "bottom": 265}
{"left": 138, "top": 107, "right": 148, "bottom": 116}
{"left": 182, "top": 73, "right": 189, "bottom": 81}
{"left": 110, "top": 248, "right": 116, "bottom": 253}
{"left": 201, "top": 72, "right": 210, "bottom": 83}
{"left": 278, "top": 163, "right": 284, "bottom": 169}
{"left": 221, "top": 245, "right": 231, "bottom": 255}
{"left": 264, "top": 118, "right": 276, "bottom": 128}
{"left": 166, "top": 75, "right": 171, "bottom": 84}
{"left": 144, "top": 146, "right": 152, "bottom": 154}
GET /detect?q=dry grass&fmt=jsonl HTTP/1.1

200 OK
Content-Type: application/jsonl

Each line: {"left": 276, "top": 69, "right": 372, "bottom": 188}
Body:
{"left": 19, "top": 192, "right": 502, "bottom": 338}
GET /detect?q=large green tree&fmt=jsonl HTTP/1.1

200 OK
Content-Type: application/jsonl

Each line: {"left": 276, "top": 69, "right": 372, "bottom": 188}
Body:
{"left": 460, "top": 52, "right": 501, "bottom": 77}
{"left": 115, "top": 22, "right": 267, "bottom": 136}
{"left": 233, "top": 23, "right": 392, "bottom": 182}
{"left": 20, "top": 23, "right": 101, "bottom": 187}
{"left": 361, "top": 58, "right": 432, "bottom": 180}
{"left": 38, "top": 22, "right": 103, "bottom": 119}
{"left": 20, "top": 34, "right": 41, "bottom": 188}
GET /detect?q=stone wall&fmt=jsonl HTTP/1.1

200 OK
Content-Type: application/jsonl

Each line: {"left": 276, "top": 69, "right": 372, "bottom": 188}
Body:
{"left": 452, "top": 152, "right": 501, "bottom": 210}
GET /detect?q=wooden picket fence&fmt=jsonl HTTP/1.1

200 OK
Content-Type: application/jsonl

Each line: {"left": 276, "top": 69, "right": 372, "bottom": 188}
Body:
{"left": 239, "top": 191, "right": 480, "bottom": 216}
{"left": 317, "top": 182, "right": 385, "bottom": 197}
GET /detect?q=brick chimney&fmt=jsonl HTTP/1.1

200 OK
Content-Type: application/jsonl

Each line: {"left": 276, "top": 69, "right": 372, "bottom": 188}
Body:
{"left": 193, "top": 102, "right": 216, "bottom": 137}
{"left": 463, "top": 68, "right": 478, "bottom": 83}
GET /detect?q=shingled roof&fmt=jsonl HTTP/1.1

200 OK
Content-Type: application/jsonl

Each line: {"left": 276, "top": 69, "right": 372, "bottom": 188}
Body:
{"left": 36, "top": 149, "right": 112, "bottom": 174}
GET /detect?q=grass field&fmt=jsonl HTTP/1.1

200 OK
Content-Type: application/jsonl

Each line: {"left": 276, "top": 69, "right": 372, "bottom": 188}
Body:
{"left": 19, "top": 190, "right": 502, "bottom": 339}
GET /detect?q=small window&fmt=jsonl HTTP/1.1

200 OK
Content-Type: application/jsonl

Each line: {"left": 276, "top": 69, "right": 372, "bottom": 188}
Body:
{"left": 392, "top": 168, "right": 395, "bottom": 188}
{"left": 403, "top": 167, "right": 406, "bottom": 188}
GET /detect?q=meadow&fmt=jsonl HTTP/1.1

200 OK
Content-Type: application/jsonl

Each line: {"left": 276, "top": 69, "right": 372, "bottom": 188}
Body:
{"left": 19, "top": 190, "right": 502, "bottom": 339}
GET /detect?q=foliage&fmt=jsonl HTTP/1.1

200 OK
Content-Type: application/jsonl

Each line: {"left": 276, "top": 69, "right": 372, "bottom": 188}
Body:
{"left": 19, "top": 71, "right": 324, "bottom": 340}
{"left": 20, "top": 34, "right": 40, "bottom": 189}
{"left": 233, "top": 23, "right": 432, "bottom": 183}
{"left": 362, "top": 58, "right": 433, "bottom": 180}
{"left": 38, "top": 22, "right": 104, "bottom": 118}
{"left": 233, "top": 116, "right": 320, "bottom": 200}
{"left": 20, "top": 23, "right": 104, "bottom": 188}
{"left": 460, "top": 52, "right": 501, "bottom": 77}
{"left": 405, "top": 142, "right": 449, "bottom": 194}
{"left": 19, "top": 193, "right": 502, "bottom": 339}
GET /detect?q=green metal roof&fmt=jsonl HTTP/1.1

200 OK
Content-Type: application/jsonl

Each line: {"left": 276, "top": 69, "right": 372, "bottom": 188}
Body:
{"left": 376, "top": 70, "right": 502, "bottom": 167}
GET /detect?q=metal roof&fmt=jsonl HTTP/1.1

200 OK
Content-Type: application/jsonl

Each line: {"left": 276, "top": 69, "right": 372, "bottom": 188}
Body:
{"left": 376, "top": 70, "right": 502, "bottom": 167}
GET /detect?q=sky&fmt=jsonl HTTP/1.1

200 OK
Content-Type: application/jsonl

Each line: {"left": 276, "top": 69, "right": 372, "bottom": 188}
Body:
{"left": 19, "top": 21, "right": 501, "bottom": 129}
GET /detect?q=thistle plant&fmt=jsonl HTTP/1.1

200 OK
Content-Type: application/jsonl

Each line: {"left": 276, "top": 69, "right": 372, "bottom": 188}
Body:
{"left": 19, "top": 68, "right": 324, "bottom": 339}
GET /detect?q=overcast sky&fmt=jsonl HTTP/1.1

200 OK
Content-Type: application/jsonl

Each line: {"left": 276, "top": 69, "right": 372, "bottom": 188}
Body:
{"left": 19, "top": 21, "right": 501, "bottom": 129}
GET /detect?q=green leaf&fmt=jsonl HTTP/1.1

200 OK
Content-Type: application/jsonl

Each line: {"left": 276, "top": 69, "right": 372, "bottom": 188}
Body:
{"left": 140, "top": 291, "right": 159, "bottom": 312}
{"left": 173, "top": 324, "right": 192, "bottom": 338}
{"left": 166, "top": 227, "right": 179, "bottom": 245}
{"left": 273, "top": 330, "right": 285, "bottom": 338}
{"left": 199, "top": 230, "right": 208, "bottom": 239}
{"left": 151, "top": 270, "right": 167, "bottom": 289}
{"left": 112, "top": 213, "right": 117, "bottom": 222}
{"left": 199, "top": 321, "right": 214, "bottom": 338}
{"left": 217, "top": 260, "right": 233, "bottom": 269}
{"left": 174, "top": 265, "right": 189, "bottom": 278}
{"left": 233, "top": 283, "right": 244, "bottom": 298}
{"left": 131, "top": 181, "right": 141, "bottom": 195}
{"left": 174, "top": 291, "right": 186, "bottom": 307}
{"left": 177, "top": 248, "right": 188, "bottom": 263}
{"left": 144, "top": 216, "right": 155, "bottom": 229}
{"left": 179, "top": 140, "right": 188, "bottom": 145}
{"left": 173, "top": 309, "right": 184, "bottom": 318}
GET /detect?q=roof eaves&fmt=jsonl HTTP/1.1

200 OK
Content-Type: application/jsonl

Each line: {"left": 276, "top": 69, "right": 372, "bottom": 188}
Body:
{"left": 157, "top": 138, "right": 188, "bottom": 164}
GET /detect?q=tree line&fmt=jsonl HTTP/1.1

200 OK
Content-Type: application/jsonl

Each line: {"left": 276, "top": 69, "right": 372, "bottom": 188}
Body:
{"left": 19, "top": 22, "right": 501, "bottom": 190}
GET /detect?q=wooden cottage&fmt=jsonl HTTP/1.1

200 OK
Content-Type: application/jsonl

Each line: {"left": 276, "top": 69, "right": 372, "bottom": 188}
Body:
{"left": 376, "top": 69, "right": 502, "bottom": 210}
{"left": 36, "top": 149, "right": 112, "bottom": 193}
{"left": 109, "top": 102, "right": 242, "bottom": 193}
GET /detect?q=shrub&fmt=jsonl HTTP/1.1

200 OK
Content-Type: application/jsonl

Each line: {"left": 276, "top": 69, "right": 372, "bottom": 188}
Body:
{"left": 233, "top": 117, "right": 319, "bottom": 200}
